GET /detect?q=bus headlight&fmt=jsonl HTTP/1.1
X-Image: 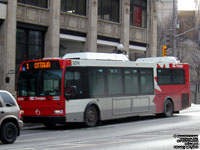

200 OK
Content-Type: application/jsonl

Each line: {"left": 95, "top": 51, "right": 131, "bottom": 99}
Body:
{"left": 54, "top": 110, "right": 64, "bottom": 114}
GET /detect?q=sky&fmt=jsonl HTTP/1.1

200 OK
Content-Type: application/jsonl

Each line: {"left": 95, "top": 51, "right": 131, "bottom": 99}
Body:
{"left": 178, "top": 0, "right": 196, "bottom": 10}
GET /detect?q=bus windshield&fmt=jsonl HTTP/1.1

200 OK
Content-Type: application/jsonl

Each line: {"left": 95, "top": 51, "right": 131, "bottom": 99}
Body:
{"left": 17, "top": 69, "right": 62, "bottom": 97}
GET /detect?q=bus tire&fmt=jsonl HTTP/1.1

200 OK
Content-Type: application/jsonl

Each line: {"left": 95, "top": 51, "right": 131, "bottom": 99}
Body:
{"left": 0, "top": 122, "right": 18, "bottom": 144}
{"left": 84, "top": 105, "right": 98, "bottom": 127}
{"left": 164, "top": 100, "right": 174, "bottom": 117}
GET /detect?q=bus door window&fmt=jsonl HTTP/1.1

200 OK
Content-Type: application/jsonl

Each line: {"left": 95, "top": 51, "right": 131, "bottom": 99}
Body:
{"left": 64, "top": 69, "right": 83, "bottom": 99}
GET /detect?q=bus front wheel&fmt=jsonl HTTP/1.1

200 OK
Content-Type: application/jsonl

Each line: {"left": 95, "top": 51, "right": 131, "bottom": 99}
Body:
{"left": 164, "top": 100, "right": 174, "bottom": 117}
{"left": 84, "top": 106, "right": 98, "bottom": 127}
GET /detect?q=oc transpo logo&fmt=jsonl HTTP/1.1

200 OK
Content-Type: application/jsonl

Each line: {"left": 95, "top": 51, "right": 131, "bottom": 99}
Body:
{"left": 35, "top": 109, "right": 41, "bottom": 116}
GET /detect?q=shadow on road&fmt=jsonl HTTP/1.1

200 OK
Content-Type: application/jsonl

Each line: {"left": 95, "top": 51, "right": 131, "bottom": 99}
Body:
{"left": 23, "top": 113, "right": 186, "bottom": 131}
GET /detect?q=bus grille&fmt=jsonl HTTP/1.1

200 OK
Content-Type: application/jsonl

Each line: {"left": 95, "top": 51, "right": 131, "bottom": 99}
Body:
{"left": 182, "top": 93, "right": 189, "bottom": 108}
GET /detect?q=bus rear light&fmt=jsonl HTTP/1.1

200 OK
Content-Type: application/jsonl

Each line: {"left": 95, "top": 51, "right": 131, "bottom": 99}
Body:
{"left": 54, "top": 110, "right": 64, "bottom": 114}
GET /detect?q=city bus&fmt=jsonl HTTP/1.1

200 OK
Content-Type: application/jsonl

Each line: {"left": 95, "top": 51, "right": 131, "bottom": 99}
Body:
{"left": 16, "top": 52, "right": 191, "bottom": 127}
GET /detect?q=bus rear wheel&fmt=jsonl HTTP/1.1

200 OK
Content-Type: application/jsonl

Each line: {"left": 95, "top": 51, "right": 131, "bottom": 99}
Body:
{"left": 84, "top": 106, "right": 98, "bottom": 127}
{"left": 164, "top": 100, "right": 174, "bottom": 117}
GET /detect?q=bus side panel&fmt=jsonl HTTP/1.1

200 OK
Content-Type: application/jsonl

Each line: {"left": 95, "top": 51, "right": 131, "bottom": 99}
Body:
{"left": 154, "top": 85, "right": 190, "bottom": 114}
{"left": 65, "top": 96, "right": 156, "bottom": 123}
{"left": 111, "top": 96, "right": 156, "bottom": 116}
{"left": 65, "top": 99, "right": 96, "bottom": 122}
{"left": 65, "top": 98, "right": 113, "bottom": 122}
{"left": 154, "top": 64, "right": 191, "bottom": 114}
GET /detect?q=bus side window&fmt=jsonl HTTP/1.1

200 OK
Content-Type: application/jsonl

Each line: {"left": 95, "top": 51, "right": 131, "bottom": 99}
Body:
{"left": 124, "top": 69, "right": 139, "bottom": 95}
{"left": 157, "top": 69, "right": 185, "bottom": 85}
{"left": 140, "top": 69, "right": 154, "bottom": 94}
{"left": 88, "top": 68, "right": 105, "bottom": 97}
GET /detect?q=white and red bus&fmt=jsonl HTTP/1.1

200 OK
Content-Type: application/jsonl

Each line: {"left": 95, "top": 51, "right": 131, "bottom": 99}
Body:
{"left": 16, "top": 53, "right": 191, "bottom": 127}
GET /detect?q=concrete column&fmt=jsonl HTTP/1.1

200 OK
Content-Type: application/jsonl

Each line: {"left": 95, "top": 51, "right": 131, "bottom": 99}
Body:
{"left": 0, "top": 20, "right": 6, "bottom": 91}
{"left": 148, "top": 0, "right": 158, "bottom": 57}
{"left": 1, "top": 0, "right": 17, "bottom": 94}
{"left": 121, "top": 0, "right": 130, "bottom": 54}
{"left": 85, "top": 0, "right": 98, "bottom": 52}
{"left": 45, "top": 0, "right": 60, "bottom": 57}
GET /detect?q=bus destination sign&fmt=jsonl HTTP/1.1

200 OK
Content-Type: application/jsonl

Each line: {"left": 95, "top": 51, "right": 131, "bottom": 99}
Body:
{"left": 22, "top": 61, "right": 60, "bottom": 71}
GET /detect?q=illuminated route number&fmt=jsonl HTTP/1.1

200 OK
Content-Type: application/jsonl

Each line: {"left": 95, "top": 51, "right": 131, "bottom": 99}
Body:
{"left": 26, "top": 63, "right": 30, "bottom": 70}
{"left": 23, "top": 61, "right": 60, "bottom": 70}
{"left": 34, "top": 62, "right": 51, "bottom": 69}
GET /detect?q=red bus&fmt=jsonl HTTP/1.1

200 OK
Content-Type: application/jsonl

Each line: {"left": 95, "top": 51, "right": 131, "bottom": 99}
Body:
{"left": 16, "top": 53, "right": 191, "bottom": 127}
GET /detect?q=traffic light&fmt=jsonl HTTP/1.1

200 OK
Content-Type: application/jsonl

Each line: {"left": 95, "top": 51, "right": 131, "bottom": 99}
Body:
{"left": 162, "top": 45, "right": 167, "bottom": 57}
{"left": 166, "top": 29, "right": 172, "bottom": 48}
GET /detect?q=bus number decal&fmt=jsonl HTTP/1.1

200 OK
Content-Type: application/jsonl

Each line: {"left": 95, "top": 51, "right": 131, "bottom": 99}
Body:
{"left": 72, "top": 61, "right": 80, "bottom": 66}
{"left": 170, "top": 64, "right": 184, "bottom": 68}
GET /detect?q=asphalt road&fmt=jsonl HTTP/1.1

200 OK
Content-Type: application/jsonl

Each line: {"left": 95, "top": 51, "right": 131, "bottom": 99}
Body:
{"left": 1, "top": 105, "right": 200, "bottom": 150}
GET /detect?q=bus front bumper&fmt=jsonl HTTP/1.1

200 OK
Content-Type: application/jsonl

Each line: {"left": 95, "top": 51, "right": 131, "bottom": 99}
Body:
{"left": 22, "top": 116, "right": 66, "bottom": 124}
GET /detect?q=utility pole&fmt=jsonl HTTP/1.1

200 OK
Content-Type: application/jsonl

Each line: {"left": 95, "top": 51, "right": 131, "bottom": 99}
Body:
{"left": 172, "top": 0, "right": 177, "bottom": 56}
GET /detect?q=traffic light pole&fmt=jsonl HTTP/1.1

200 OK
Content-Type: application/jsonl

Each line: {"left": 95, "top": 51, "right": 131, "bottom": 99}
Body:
{"left": 176, "top": 26, "right": 200, "bottom": 37}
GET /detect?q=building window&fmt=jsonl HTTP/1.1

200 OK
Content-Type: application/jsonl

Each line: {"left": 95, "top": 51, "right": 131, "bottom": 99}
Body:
{"left": 98, "top": 0, "right": 119, "bottom": 22}
{"left": 16, "top": 28, "right": 44, "bottom": 71}
{"left": 61, "top": 0, "right": 86, "bottom": 16}
{"left": 17, "top": 0, "right": 48, "bottom": 8}
{"left": 130, "top": 0, "right": 147, "bottom": 28}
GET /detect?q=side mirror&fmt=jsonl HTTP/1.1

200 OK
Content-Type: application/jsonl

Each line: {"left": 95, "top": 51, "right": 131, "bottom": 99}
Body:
{"left": 5, "top": 77, "right": 10, "bottom": 83}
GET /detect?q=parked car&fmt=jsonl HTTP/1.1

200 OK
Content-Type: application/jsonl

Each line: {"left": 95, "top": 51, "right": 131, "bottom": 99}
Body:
{"left": 0, "top": 90, "right": 23, "bottom": 144}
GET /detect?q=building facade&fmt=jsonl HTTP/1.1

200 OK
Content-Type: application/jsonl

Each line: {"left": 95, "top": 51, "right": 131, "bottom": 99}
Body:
{"left": 158, "top": 0, "right": 173, "bottom": 23}
{"left": 178, "top": 11, "right": 196, "bottom": 40}
{"left": 0, "top": 0, "right": 158, "bottom": 94}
